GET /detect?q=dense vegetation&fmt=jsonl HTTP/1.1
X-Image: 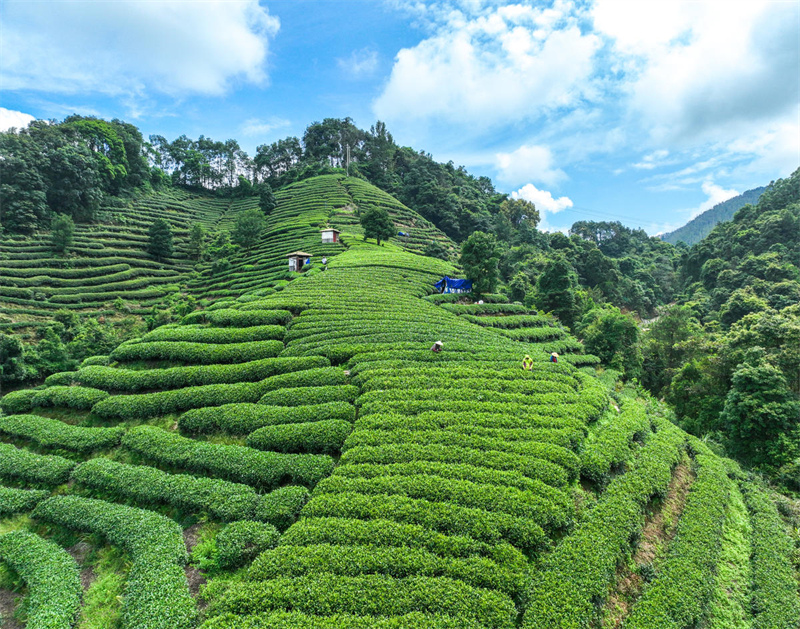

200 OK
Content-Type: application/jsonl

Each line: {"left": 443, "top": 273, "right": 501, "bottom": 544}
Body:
{"left": 0, "top": 115, "right": 798, "bottom": 628}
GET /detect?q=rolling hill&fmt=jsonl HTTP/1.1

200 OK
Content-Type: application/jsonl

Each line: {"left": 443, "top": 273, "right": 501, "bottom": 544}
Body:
{"left": 0, "top": 176, "right": 797, "bottom": 629}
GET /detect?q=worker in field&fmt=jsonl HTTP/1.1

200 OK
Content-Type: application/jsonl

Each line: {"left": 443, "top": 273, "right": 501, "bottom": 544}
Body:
{"left": 321, "top": 256, "right": 328, "bottom": 271}
{"left": 550, "top": 352, "right": 558, "bottom": 363}
{"left": 431, "top": 340, "right": 443, "bottom": 352}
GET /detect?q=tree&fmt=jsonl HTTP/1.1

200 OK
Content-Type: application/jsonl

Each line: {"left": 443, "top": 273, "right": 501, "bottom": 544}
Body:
{"left": 232, "top": 209, "right": 266, "bottom": 250}
{"left": 188, "top": 223, "right": 206, "bottom": 261}
{"left": 460, "top": 231, "right": 500, "bottom": 294}
{"left": 719, "top": 357, "right": 800, "bottom": 469}
{"left": 423, "top": 240, "right": 450, "bottom": 261}
{"left": 258, "top": 184, "right": 277, "bottom": 215}
{"left": 535, "top": 256, "right": 580, "bottom": 329}
{"left": 578, "top": 305, "right": 642, "bottom": 379}
{"left": 50, "top": 214, "right": 75, "bottom": 254}
{"left": 147, "top": 218, "right": 173, "bottom": 260}
{"left": 360, "top": 207, "right": 395, "bottom": 246}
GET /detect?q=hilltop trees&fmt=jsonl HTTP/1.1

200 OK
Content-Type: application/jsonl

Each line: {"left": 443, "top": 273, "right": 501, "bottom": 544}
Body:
{"left": 535, "top": 256, "right": 581, "bottom": 329}
{"left": 460, "top": 231, "right": 500, "bottom": 294}
{"left": 360, "top": 207, "right": 395, "bottom": 246}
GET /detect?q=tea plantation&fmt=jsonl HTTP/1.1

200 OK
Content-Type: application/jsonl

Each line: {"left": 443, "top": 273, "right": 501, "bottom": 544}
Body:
{"left": 0, "top": 178, "right": 797, "bottom": 629}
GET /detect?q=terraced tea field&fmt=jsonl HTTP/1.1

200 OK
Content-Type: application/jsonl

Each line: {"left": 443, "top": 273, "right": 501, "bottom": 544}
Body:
{"left": 0, "top": 182, "right": 797, "bottom": 629}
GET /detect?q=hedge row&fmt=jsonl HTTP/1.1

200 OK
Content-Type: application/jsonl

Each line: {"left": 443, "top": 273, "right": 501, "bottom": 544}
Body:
{"left": 302, "top": 491, "right": 546, "bottom": 550}
{"left": 207, "top": 574, "right": 516, "bottom": 629}
{"left": 358, "top": 375, "right": 575, "bottom": 396}
{"left": 0, "top": 385, "right": 109, "bottom": 414}
{"left": 355, "top": 410, "right": 584, "bottom": 435}
{"left": 522, "top": 417, "right": 686, "bottom": 629}
{"left": 743, "top": 484, "right": 800, "bottom": 629}
{"left": 625, "top": 454, "right": 731, "bottom": 629}
{"left": 201, "top": 610, "right": 485, "bottom": 629}
{"left": 249, "top": 543, "right": 524, "bottom": 597}
{"left": 0, "top": 530, "right": 82, "bottom": 629}
{"left": 247, "top": 420, "right": 353, "bottom": 455}
{"left": 254, "top": 485, "right": 310, "bottom": 530}
{"left": 581, "top": 401, "right": 652, "bottom": 485}
{"left": 142, "top": 324, "right": 285, "bottom": 344}
{"left": 110, "top": 339, "right": 284, "bottom": 364}
{"left": 191, "top": 308, "right": 293, "bottom": 327}
{"left": 179, "top": 401, "right": 356, "bottom": 436}
{"left": 342, "top": 429, "right": 580, "bottom": 480}
{"left": 71, "top": 457, "right": 259, "bottom": 521}
{"left": 281, "top": 517, "right": 525, "bottom": 567}
{"left": 259, "top": 384, "right": 359, "bottom": 407}
{"left": 0, "top": 443, "right": 75, "bottom": 487}
{"left": 32, "top": 495, "right": 196, "bottom": 629}
{"left": 341, "top": 443, "right": 569, "bottom": 488}
{"left": 56, "top": 356, "right": 330, "bottom": 393}
{"left": 121, "top": 425, "right": 334, "bottom": 490}
{"left": 216, "top": 521, "right": 281, "bottom": 568}
{"left": 0, "top": 414, "right": 123, "bottom": 452}
{"left": 0, "top": 485, "right": 49, "bottom": 515}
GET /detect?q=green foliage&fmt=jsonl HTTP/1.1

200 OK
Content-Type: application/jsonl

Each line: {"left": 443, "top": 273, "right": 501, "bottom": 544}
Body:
{"left": 32, "top": 495, "right": 196, "bottom": 629}
{"left": 0, "top": 414, "right": 122, "bottom": 452}
{"left": 719, "top": 359, "right": 800, "bottom": 469}
{"left": 577, "top": 305, "right": 641, "bottom": 378}
{"left": 359, "top": 206, "right": 395, "bottom": 246}
{"left": 0, "top": 486, "right": 49, "bottom": 516}
{"left": 744, "top": 484, "right": 800, "bottom": 628}
{"left": 50, "top": 213, "right": 74, "bottom": 254}
{"left": 0, "top": 442, "right": 75, "bottom": 487}
{"left": 147, "top": 218, "right": 173, "bottom": 259}
{"left": 122, "top": 425, "right": 334, "bottom": 490}
{"left": 216, "top": 521, "right": 280, "bottom": 568}
{"left": 253, "top": 486, "right": 310, "bottom": 530}
{"left": 233, "top": 208, "right": 266, "bottom": 250}
{"left": 459, "top": 231, "right": 499, "bottom": 294}
{"left": 188, "top": 222, "right": 206, "bottom": 260}
{"left": 247, "top": 419, "right": 354, "bottom": 454}
{"left": 0, "top": 530, "right": 82, "bottom": 629}
{"left": 534, "top": 256, "right": 581, "bottom": 329}
{"left": 110, "top": 338, "right": 284, "bottom": 364}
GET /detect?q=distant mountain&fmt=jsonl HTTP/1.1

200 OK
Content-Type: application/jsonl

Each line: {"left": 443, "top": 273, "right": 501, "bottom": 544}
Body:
{"left": 662, "top": 186, "right": 766, "bottom": 246}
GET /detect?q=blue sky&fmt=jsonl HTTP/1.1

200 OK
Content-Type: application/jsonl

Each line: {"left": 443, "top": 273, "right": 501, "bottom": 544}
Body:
{"left": 1, "top": 0, "right": 798, "bottom": 234}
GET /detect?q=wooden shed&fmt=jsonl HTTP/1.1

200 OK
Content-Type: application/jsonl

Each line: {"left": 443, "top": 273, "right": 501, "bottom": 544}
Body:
{"left": 287, "top": 251, "right": 313, "bottom": 272}
{"left": 321, "top": 228, "right": 341, "bottom": 244}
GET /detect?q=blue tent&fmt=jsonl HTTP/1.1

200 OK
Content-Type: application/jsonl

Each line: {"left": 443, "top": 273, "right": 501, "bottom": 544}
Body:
{"left": 435, "top": 276, "right": 473, "bottom": 294}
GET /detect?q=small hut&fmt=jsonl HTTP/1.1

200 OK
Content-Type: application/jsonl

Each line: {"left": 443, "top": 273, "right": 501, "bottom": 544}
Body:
{"left": 434, "top": 276, "right": 473, "bottom": 294}
{"left": 287, "top": 251, "right": 313, "bottom": 272}
{"left": 321, "top": 228, "right": 341, "bottom": 244}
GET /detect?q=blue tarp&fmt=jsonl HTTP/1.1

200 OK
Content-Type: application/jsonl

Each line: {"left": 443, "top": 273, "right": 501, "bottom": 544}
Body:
{"left": 435, "top": 276, "right": 473, "bottom": 294}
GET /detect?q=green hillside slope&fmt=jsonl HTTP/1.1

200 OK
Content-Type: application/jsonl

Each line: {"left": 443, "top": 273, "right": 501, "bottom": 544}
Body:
{"left": 661, "top": 186, "right": 766, "bottom": 246}
{"left": 2, "top": 219, "right": 797, "bottom": 628}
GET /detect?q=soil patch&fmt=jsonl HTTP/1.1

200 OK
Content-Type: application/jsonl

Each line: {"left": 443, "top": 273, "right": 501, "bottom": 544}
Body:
{"left": 67, "top": 541, "right": 97, "bottom": 591}
{"left": 185, "top": 565, "right": 207, "bottom": 606}
{"left": 183, "top": 524, "right": 203, "bottom": 553}
{"left": 0, "top": 588, "right": 23, "bottom": 629}
{"left": 601, "top": 457, "right": 695, "bottom": 628}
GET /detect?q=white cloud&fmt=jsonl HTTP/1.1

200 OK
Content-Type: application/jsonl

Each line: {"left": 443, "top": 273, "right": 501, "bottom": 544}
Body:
{"left": 495, "top": 144, "right": 566, "bottom": 187}
{"left": 632, "top": 149, "right": 669, "bottom": 170}
{"left": 0, "top": 108, "right": 35, "bottom": 132}
{"left": 337, "top": 48, "right": 379, "bottom": 78}
{"left": 1, "top": 1, "right": 280, "bottom": 97}
{"left": 373, "top": 3, "right": 600, "bottom": 126}
{"left": 592, "top": 0, "right": 800, "bottom": 145}
{"left": 241, "top": 117, "right": 291, "bottom": 137}
{"left": 689, "top": 181, "right": 739, "bottom": 220}
{"left": 511, "top": 182, "right": 573, "bottom": 231}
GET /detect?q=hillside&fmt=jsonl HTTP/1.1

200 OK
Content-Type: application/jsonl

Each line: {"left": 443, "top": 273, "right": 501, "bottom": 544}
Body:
{"left": 1, "top": 185, "right": 797, "bottom": 627}
{"left": 661, "top": 186, "right": 766, "bottom": 246}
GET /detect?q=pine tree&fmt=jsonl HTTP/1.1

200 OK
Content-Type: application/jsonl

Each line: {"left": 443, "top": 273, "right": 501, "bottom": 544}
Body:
{"left": 147, "top": 218, "right": 173, "bottom": 260}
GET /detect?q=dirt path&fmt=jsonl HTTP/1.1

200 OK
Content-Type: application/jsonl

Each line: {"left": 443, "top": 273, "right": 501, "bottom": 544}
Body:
{"left": 601, "top": 457, "right": 695, "bottom": 628}
{"left": 0, "top": 588, "right": 23, "bottom": 629}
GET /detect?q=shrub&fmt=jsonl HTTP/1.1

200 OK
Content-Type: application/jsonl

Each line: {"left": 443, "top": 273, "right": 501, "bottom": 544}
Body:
{"left": 32, "top": 495, "right": 196, "bottom": 629}
{"left": 205, "top": 309, "right": 292, "bottom": 327}
{"left": 207, "top": 574, "right": 516, "bottom": 629}
{"left": 0, "top": 530, "right": 81, "bottom": 629}
{"left": 71, "top": 458, "right": 259, "bottom": 521}
{"left": 0, "top": 414, "right": 123, "bottom": 452}
{"left": 29, "top": 385, "right": 109, "bottom": 411}
{"left": 0, "top": 388, "right": 37, "bottom": 414}
{"left": 253, "top": 486, "right": 310, "bottom": 530}
{"left": 258, "top": 385, "right": 359, "bottom": 407}
{"left": 179, "top": 401, "right": 356, "bottom": 436}
{"left": 142, "top": 324, "right": 285, "bottom": 344}
{"left": 581, "top": 401, "right": 651, "bottom": 485}
{"left": 247, "top": 420, "right": 352, "bottom": 455}
{"left": 122, "top": 425, "right": 334, "bottom": 490}
{"left": 0, "top": 443, "right": 75, "bottom": 487}
{"left": 201, "top": 610, "right": 485, "bottom": 629}
{"left": 216, "top": 521, "right": 280, "bottom": 568}
{"left": 0, "top": 486, "right": 49, "bottom": 515}
{"left": 110, "top": 339, "right": 284, "bottom": 364}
